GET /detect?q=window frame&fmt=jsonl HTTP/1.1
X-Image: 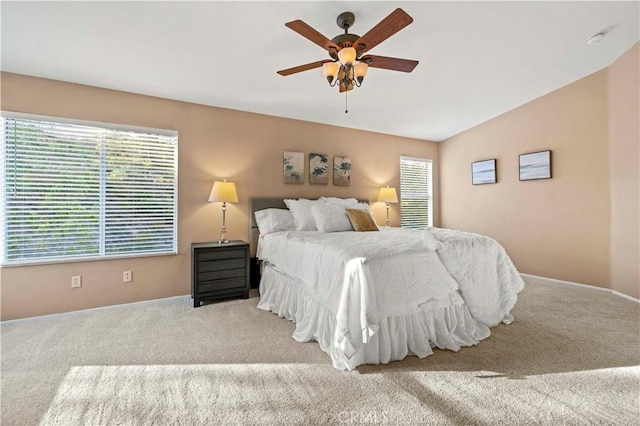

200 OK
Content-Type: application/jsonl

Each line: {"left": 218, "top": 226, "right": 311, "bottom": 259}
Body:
{"left": 1, "top": 111, "right": 178, "bottom": 267}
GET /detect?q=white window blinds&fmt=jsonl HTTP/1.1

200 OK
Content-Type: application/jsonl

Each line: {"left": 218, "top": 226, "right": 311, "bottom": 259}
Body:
{"left": 400, "top": 156, "right": 433, "bottom": 229}
{"left": 1, "top": 114, "right": 177, "bottom": 264}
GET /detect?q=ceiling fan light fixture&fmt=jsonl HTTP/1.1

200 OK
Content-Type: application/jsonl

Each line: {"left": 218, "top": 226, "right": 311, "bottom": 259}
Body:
{"left": 338, "top": 47, "right": 356, "bottom": 65}
{"left": 278, "top": 8, "right": 418, "bottom": 112}
{"left": 354, "top": 61, "right": 368, "bottom": 78}
{"left": 322, "top": 62, "right": 339, "bottom": 83}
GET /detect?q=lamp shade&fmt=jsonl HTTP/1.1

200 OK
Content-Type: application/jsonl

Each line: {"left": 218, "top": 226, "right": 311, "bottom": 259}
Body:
{"left": 338, "top": 47, "right": 356, "bottom": 65}
{"left": 354, "top": 61, "right": 368, "bottom": 78}
{"left": 208, "top": 180, "right": 238, "bottom": 203}
{"left": 377, "top": 186, "right": 398, "bottom": 203}
{"left": 322, "top": 61, "right": 339, "bottom": 78}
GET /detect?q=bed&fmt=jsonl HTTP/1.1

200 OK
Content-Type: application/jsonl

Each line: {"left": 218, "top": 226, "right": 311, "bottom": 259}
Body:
{"left": 250, "top": 197, "right": 525, "bottom": 371}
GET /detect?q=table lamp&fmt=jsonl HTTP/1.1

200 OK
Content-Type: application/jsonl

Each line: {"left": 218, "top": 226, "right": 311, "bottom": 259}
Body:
{"left": 377, "top": 186, "right": 398, "bottom": 227}
{"left": 208, "top": 179, "right": 238, "bottom": 243}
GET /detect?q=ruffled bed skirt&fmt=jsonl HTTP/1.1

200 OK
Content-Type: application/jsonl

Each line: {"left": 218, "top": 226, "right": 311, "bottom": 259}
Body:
{"left": 257, "top": 264, "right": 491, "bottom": 371}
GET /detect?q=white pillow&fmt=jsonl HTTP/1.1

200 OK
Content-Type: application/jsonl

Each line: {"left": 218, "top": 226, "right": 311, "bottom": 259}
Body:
{"left": 311, "top": 202, "right": 370, "bottom": 232}
{"left": 284, "top": 198, "right": 324, "bottom": 231}
{"left": 354, "top": 201, "right": 371, "bottom": 213}
{"left": 254, "top": 209, "right": 296, "bottom": 235}
{"left": 311, "top": 203, "right": 353, "bottom": 232}
{"left": 320, "top": 197, "right": 359, "bottom": 206}
{"left": 321, "top": 197, "right": 371, "bottom": 212}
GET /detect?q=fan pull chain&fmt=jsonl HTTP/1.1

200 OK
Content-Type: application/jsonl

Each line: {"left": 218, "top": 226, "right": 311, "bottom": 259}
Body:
{"left": 345, "top": 90, "right": 348, "bottom": 114}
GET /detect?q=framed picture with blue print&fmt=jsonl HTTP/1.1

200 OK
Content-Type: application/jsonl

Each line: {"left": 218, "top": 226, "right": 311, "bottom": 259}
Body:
{"left": 283, "top": 151, "right": 304, "bottom": 184}
{"left": 471, "top": 159, "right": 497, "bottom": 185}
{"left": 309, "top": 153, "right": 329, "bottom": 185}
{"left": 333, "top": 156, "right": 351, "bottom": 186}
{"left": 519, "top": 150, "right": 552, "bottom": 181}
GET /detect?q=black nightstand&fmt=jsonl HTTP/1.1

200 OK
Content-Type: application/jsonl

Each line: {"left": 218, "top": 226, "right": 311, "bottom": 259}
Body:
{"left": 191, "top": 241, "right": 250, "bottom": 307}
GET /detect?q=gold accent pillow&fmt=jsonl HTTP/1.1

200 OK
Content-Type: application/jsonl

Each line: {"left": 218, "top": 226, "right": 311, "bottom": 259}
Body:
{"left": 345, "top": 209, "right": 379, "bottom": 232}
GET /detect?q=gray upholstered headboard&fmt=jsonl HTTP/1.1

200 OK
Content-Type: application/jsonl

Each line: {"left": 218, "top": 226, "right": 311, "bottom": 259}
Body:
{"left": 249, "top": 197, "right": 368, "bottom": 258}
{"left": 249, "top": 198, "right": 288, "bottom": 257}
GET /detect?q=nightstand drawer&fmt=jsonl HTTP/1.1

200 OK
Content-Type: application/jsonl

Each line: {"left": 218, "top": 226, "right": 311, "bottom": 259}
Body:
{"left": 198, "top": 258, "right": 246, "bottom": 272}
{"left": 197, "top": 249, "right": 245, "bottom": 262}
{"left": 199, "top": 268, "right": 245, "bottom": 281}
{"left": 199, "top": 277, "right": 246, "bottom": 293}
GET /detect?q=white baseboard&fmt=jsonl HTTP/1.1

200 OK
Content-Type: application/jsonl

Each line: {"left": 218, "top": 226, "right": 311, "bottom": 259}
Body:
{"left": 521, "top": 273, "right": 640, "bottom": 303}
{"left": 2, "top": 294, "right": 191, "bottom": 324}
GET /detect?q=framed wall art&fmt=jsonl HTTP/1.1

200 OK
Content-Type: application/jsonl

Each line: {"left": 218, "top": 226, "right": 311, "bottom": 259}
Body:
{"left": 333, "top": 156, "right": 351, "bottom": 186}
{"left": 519, "top": 150, "right": 552, "bottom": 181}
{"left": 309, "top": 153, "right": 329, "bottom": 185}
{"left": 283, "top": 151, "right": 304, "bottom": 184}
{"left": 471, "top": 159, "right": 497, "bottom": 185}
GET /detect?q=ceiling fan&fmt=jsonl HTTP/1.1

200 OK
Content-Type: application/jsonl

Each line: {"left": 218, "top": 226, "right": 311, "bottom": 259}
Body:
{"left": 277, "top": 8, "right": 419, "bottom": 94}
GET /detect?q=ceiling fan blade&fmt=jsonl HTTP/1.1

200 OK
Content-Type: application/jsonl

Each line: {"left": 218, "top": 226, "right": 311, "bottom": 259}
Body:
{"left": 277, "top": 60, "right": 332, "bottom": 76}
{"left": 353, "top": 8, "right": 413, "bottom": 54}
{"left": 362, "top": 55, "right": 419, "bottom": 73}
{"left": 285, "top": 20, "right": 340, "bottom": 52}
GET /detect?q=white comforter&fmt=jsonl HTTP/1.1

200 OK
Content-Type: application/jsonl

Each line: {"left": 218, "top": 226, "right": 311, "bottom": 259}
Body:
{"left": 257, "top": 227, "right": 524, "bottom": 361}
{"left": 429, "top": 227, "right": 525, "bottom": 327}
{"left": 257, "top": 228, "right": 461, "bottom": 358}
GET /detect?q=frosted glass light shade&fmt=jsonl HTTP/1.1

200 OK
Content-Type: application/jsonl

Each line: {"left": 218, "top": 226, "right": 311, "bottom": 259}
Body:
{"left": 208, "top": 180, "right": 238, "bottom": 203}
{"left": 322, "top": 62, "right": 339, "bottom": 78}
{"left": 338, "top": 47, "right": 356, "bottom": 65}
{"left": 377, "top": 186, "right": 398, "bottom": 203}
{"left": 354, "top": 61, "right": 368, "bottom": 77}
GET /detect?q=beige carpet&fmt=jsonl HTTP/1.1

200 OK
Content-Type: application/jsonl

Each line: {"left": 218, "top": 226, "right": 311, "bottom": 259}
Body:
{"left": 1, "top": 277, "right": 638, "bottom": 425}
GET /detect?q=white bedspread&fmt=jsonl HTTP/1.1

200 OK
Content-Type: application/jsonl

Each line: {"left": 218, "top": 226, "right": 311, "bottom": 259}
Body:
{"left": 257, "top": 227, "right": 525, "bottom": 369}
{"left": 427, "top": 227, "right": 525, "bottom": 327}
{"left": 257, "top": 229, "right": 462, "bottom": 359}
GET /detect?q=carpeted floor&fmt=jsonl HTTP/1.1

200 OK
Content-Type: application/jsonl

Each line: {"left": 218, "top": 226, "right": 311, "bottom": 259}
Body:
{"left": 1, "top": 276, "right": 638, "bottom": 425}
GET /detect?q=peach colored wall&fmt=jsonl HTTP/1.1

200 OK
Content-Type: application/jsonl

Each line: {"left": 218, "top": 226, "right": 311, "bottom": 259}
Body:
{"left": 0, "top": 72, "right": 439, "bottom": 320}
{"left": 608, "top": 43, "right": 640, "bottom": 299}
{"left": 440, "top": 69, "right": 611, "bottom": 289}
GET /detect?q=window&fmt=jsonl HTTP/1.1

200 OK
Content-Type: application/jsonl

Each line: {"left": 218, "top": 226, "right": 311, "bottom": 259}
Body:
{"left": 400, "top": 156, "right": 433, "bottom": 229}
{"left": 1, "top": 113, "right": 177, "bottom": 265}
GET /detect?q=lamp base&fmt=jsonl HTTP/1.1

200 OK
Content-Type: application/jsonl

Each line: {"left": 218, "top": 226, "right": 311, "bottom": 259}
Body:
{"left": 385, "top": 203, "right": 391, "bottom": 227}
{"left": 218, "top": 202, "right": 230, "bottom": 244}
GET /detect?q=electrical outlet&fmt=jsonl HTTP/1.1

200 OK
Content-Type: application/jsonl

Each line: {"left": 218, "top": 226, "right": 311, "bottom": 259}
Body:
{"left": 123, "top": 271, "right": 132, "bottom": 283}
{"left": 71, "top": 275, "right": 82, "bottom": 288}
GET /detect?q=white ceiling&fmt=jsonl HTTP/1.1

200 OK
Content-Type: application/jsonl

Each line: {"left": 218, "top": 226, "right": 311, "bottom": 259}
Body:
{"left": 1, "top": 1, "right": 638, "bottom": 142}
